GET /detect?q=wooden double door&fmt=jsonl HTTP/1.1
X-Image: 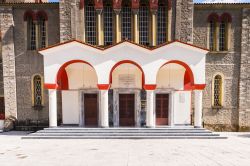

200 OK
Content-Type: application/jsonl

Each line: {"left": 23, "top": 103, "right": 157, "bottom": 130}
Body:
{"left": 156, "top": 94, "right": 169, "bottom": 125}
{"left": 84, "top": 94, "right": 98, "bottom": 127}
{"left": 119, "top": 94, "right": 135, "bottom": 126}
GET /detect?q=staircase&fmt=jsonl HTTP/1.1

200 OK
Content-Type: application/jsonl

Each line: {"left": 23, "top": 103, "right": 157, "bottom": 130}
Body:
{"left": 22, "top": 126, "right": 227, "bottom": 139}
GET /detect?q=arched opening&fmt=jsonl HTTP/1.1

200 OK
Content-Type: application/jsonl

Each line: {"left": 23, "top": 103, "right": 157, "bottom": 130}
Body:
{"left": 155, "top": 60, "right": 194, "bottom": 126}
{"left": 56, "top": 60, "right": 99, "bottom": 127}
{"left": 109, "top": 60, "right": 145, "bottom": 127}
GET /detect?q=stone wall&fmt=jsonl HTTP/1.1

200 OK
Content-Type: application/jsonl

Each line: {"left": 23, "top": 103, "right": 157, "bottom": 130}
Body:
{"left": 193, "top": 6, "right": 243, "bottom": 131}
{"left": 239, "top": 8, "right": 250, "bottom": 131}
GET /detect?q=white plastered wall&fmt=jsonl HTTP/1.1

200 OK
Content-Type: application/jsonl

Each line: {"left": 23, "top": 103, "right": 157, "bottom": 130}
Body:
{"left": 62, "top": 91, "right": 79, "bottom": 124}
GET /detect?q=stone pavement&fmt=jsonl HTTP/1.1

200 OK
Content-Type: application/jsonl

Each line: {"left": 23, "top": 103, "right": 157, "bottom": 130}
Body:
{"left": 0, "top": 132, "right": 250, "bottom": 166}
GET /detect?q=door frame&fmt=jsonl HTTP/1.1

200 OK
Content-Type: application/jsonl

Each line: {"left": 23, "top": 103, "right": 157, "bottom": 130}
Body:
{"left": 155, "top": 89, "right": 174, "bottom": 126}
{"left": 79, "top": 89, "right": 99, "bottom": 127}
{"left": 113, "top": 88, "right": 141, "bottom": 127}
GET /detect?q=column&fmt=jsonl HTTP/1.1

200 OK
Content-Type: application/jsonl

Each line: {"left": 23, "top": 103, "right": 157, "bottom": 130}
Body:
{"left": 49, "top": 89, "right": 57, "bottom": 127}
{"left": 99, "top": 90, "right": 109, "bottom": 128}
{"left": 194, "top": 90, "right": 203, "bottom": 128}
{"left": 115, "top": 9, "right": 121, "bottom": 43}
{"left": 169, "top": 91, "right": 175, "bottom": 126}
{"left": 96, "top": 9, "right": 104, "bottom": 45}
{"left": 151, "top": 10, "right": 157, "bottom": 46}
{"left": 146, "top": 90, "right": 155, "bottom": 128}
{"left": 133, "top": 9, "right": 139, "bottom": 44}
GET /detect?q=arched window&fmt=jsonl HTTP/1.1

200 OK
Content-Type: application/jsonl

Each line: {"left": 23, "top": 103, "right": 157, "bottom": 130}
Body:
{"left": 207, "top": 13, "right": 218, "bottom": 51}
{"left": 219, "top": 13, "right": 231, "bottom": 51}
{"left": 24, "top": 11, "right": 36, "bottom": 50}
{"left": 32, "top": 75, "right": 43, "bottom": 106}
{"left": 121, "top": 0, "right": 132, "bottom": 40}
{"left": 37, "top": 11, "right": 48, "bottom": 49}
{"left": 213, "top": 74, "right": 223, "bottom": 107}
{"left": 104, "top": 0, "right": 113, "bottom": 46}
{"left": 157, "top": 0, "right": 167, "bottom": 45}
{"left": 139, "top": 1, "right": 150, "bottom": 45}
{"left": 85, "top": 0, "right": 97, "bottom": 45}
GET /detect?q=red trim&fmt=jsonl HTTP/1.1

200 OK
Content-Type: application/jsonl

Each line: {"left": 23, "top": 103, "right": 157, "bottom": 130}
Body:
{"left": 184, "top": 70, "right": 193, "bottom": 90}
{"left": 144, "top": 84, "right": 157, "bottom": 90}
{"left": 36, "top": 10, "right": 48, "bottom": 21}
{"left": 220, "top": 13, "right": 232, "bottom": 22}
{"left": 24, "top": 10, "right": 36, "bottom": 21}
{"left": 131, "top": 0, "right": 140, "bottom": 9}
{"left": 168, "top": 0, "right": 172, "bottom": 10}
{"left": 113, "top": 0, "right": 122, "bottom": 9}
{"left": 149, "top": 0, "right": 158, "bottom": 10}
{"left": 39, "top": 39, "right": 209, "bottom": 52}
{"left": 44, "top": 83, "right": 58, "bottom": 89}
{"left": 94, "top": 0, "right": 103, "bottom": 9}
{"left": 193, "top": 84, "right": 206, "bottom": 90}
{"left": 80, "top": 0, "right": 84, "bottom": 9}
{"left": 97, "top": 84, "right": 110, "bottom": 90}
{"left": 207, "top": 13, "right": 219, "bottom": 22}
{"left": 56, "top": 60, "right": 97, "bottom": 90}
{"left": 109, "top": 60, "right": 145, "bottom": 88}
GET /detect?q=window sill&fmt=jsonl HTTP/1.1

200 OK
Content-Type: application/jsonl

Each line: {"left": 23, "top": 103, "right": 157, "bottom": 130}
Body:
{"left": 209, "top": 51, "right": 229, "bottom": 54}
{"left": 212, "top": 106, "right": 223, "bottom": 109}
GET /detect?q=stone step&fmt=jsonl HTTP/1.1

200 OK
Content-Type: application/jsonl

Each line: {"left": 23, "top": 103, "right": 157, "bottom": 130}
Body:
{"left": 30, "top": 133, "right": 219, "bottom": 136}
{"left": 22, "top": 135, "right": 227, "bottom": 139}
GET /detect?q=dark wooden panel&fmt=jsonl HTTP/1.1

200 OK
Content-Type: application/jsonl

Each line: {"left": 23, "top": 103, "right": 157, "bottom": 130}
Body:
{"left": 156, "top": 94, "right": 169, "bottom": 125}
{"left": 84, "top": 94, "right": 98, "bottom": 127}
{"left": 119, "top": 94, "right": 135, "bottom": 126}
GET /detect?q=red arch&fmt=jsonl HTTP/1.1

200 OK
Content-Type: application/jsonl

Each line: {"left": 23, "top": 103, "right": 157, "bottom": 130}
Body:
{"left": 56, "top": 60, "right": 97, "bottom": 90}
{"left": 159, "top": 60, "right": 195, "bottom": 90}
{"left": 207, "top": 13, "right": 219, "bottom": 22}
{"left": 24, "top": 10, "right": 36, "bottom": 21}
{"left": 36, "top": 10, "right": 48, "bottom": 21}
{"left": 220, "top": 13, "right": 232, "bottom": 22}
{"left": 109, "top": 60, "right": 145, "bottom": 88}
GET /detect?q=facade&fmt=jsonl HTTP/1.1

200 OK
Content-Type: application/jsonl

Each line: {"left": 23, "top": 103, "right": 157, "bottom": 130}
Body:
{"left": 0, "top": 0, "right": 249, "bottom": 131}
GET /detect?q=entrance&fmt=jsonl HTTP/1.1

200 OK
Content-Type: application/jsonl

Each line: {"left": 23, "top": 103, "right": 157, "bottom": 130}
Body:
{"left": 84, "top": 94, "right": 98, "bottom": 126}
{"left": 119, "top": 94, "right": 135, "bottom": 126}
{"left": 156, "top": 94, "right": 169, "bottom": 125}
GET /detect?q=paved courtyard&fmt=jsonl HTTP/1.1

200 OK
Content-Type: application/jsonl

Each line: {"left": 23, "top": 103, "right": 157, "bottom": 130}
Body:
{"left": 0, "top": 132, "right": 250, "bottom": 166}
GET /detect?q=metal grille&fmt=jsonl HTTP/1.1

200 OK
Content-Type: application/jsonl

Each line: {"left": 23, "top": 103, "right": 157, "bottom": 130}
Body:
{"left": 157, "top": 4, "right": 167, "bottom": 45}
{"left": 139, "top": 5, "right": 149, "bottom": 45}
{"left": 209, "top": 21, "right": 216, "bottom": 51}
{"left": 33, "top": 75, "right": 42, "bottom": 106}
{"left": 38, "top": 17, "right": 46, "bottom": 48}
{"left": 85, "top": 4, "right": 97, "bottom": 45}
{"left": 28, "top": 17, "right": 36, "bottom": 50}
{"left": 214, "top": 75, "right": 222, "bottom": 107}
{"left": 104, "top": 4, "right": 113, "bottom": 45}
{"left": 219, "top": 21, "right": 226, "bottom": 51}
{"left": 121, "top": 6, "right": 132, "bottom": 40}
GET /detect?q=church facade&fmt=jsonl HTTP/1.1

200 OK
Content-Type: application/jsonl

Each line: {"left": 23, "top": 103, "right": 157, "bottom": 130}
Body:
{"left": 0, "top": 0, "right": 249, "bottom": 131}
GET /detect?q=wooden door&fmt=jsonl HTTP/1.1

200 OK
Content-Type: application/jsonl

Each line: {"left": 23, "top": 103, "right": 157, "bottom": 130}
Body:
{"left": 119, "top": 94, "right": 135, "bottom": 126}
{"left": 84, "top": 94, "right": 98, "bottom": 127}
{"left": 156, "top": 94, "right": 169, "bottom": 125}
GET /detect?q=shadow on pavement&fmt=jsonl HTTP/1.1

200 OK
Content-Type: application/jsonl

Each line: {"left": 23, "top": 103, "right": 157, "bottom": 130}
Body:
{"left": 238, "top": 134, "right": 250, "bottom": 138}
{"left": 0, "top": 131, "right": 32, "bottom": 136}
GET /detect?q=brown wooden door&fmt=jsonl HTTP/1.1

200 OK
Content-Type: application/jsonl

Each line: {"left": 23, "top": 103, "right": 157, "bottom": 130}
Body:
{"left": 84, "top": 94, "right": 98, "bottom": 127}
{"left": 156, "top": 94, "right": 169, "bottom": 125}
{"left": 119, "top": 94, "right": 135, "bottom": 126}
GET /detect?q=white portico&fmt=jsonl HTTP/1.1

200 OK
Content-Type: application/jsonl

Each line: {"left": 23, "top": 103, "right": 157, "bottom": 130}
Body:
{"left": 39, "top": 40, "right": 208, "bottom": 128}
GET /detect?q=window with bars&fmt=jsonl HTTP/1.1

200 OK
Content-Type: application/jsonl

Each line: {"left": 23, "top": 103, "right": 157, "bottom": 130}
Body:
{"left": 139, "top": 4, "right": 149, "bottom": 45}
{"left": 121, "top": 5, "right": 132, "bottom": 41}
{"left": 209, "top": 20, "right": 216, "bottom": 51}
{"left": 85, "top": 3, "right": 97, "bottom": 45}
{"left": 213, "top": 75, "right": 222, "bottom": 107}
{"left": 28, "top": 17, "right": 36, "bottom": 50}
{"left": 157, "top": 4, "right": 167, "bottom": 45}
{"left": 219, "top": 21, "right": 226, "bottom": 51}
{"left": 104, "top": 3, "right": 113, "bottom": 46}
{"left": 33, "top": 75, "right": 42, "bottom": 106}
{"left": 38, "top": 16, "right": 46, "bottom": 48}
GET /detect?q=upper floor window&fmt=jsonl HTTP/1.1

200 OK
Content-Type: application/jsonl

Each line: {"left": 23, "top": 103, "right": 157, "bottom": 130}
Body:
{"left": 104, "top": 1, "right": 113, "bottom": 46}
{"left": 121, "top": 2, "right": 132, "bottom": 41}
{"left": 85, "top": 1, "right": 97, "bottom": 45}
{"left": 32, "top": 74, "right": 43, "bottom": 107}
{"left": 219, "top": 13, "right": 231, "bottom": 51}
{"left": 213, "top": 74, "right": 223, "bottom": 107}
{"left": 207, "top": 13, "right": 218, "bottom": 52}
{"left": 139, "top": 2, "right": 150, "bottom": 45}
{"left": 37, "top": 11, "right": 48, "bottom": 49}
{"left": 157, "top": 1, "right": 168, "bottom": 45}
